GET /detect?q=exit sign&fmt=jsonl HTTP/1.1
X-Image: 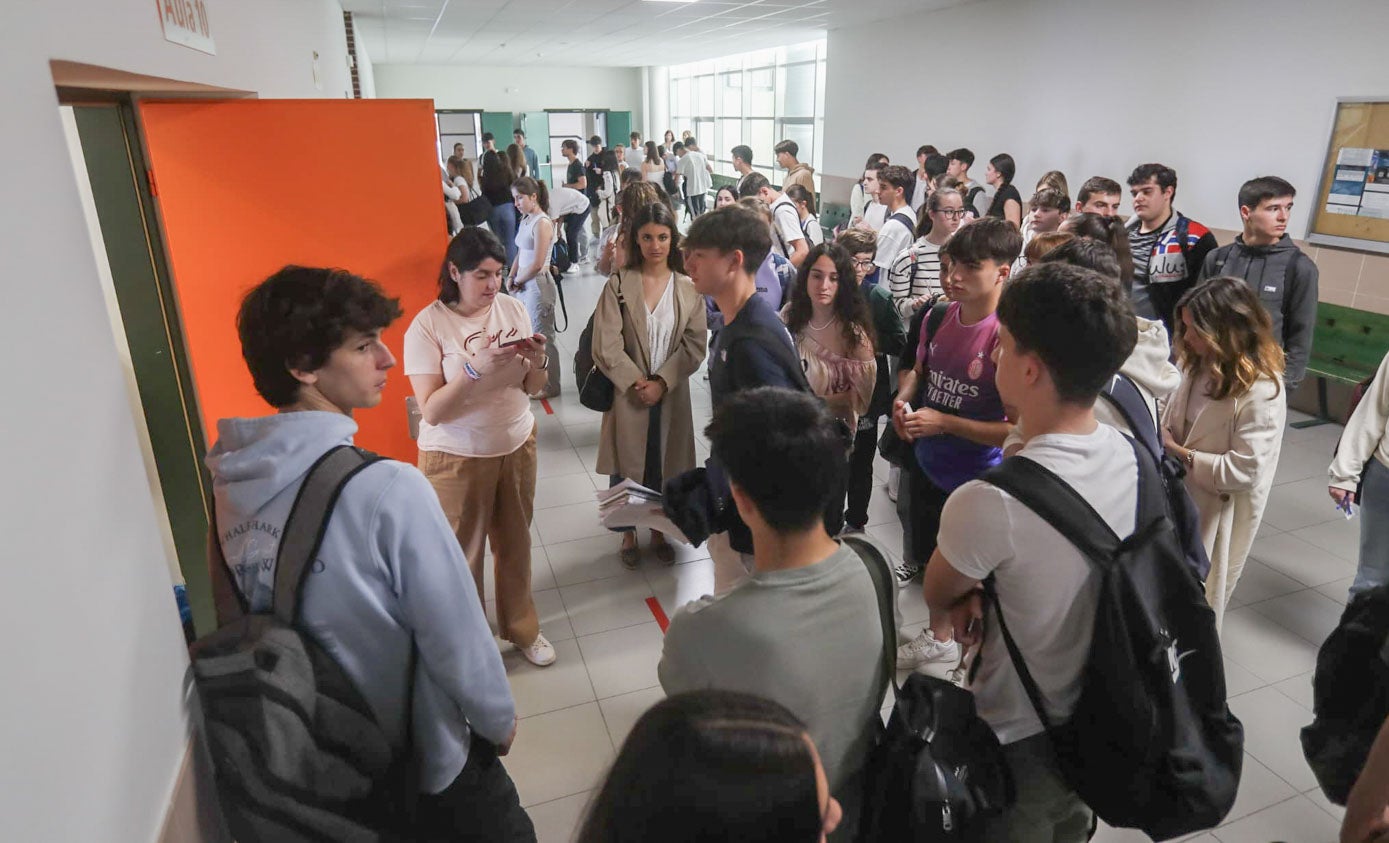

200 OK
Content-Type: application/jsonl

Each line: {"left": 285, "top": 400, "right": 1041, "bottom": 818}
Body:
{"left": 156, "top": 0, "right": 215, "bottom": 55}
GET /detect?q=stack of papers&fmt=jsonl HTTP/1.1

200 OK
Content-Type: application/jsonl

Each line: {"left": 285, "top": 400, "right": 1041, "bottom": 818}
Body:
{"left": 596, "top": 479, "right": 690, "bottom": 544}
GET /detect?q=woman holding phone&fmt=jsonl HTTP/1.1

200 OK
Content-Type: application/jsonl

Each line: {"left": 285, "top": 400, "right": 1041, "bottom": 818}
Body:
{"left": 593, "top": 202, "right": 707, "bottom": 567}
{"left": 405, "top": 227, "right": 557, "bottom": 667}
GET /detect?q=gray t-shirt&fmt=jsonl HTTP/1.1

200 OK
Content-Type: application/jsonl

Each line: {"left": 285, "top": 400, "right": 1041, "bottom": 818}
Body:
{"left": 658, "top": 542, "right": 888, "bottom": 792}
{"left": 1128, "top": 226, "right": 1162, "bottom": 320}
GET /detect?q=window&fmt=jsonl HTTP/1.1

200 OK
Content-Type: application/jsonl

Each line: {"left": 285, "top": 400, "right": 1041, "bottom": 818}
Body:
{"left": 666, "top": 40, "right": 827, "bottom": 192}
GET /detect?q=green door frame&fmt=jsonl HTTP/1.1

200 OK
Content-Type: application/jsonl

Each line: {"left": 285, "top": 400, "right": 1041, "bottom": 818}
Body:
{"left": 480, "top": 111, "right": 515, "bottom": 149}
{"left": 71, "top": 100, "right": 216, "bottom": 636}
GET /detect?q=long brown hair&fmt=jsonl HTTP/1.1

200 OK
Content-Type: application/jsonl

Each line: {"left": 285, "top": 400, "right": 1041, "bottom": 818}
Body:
{"left": 1065, "top": 212, "right": 1135, "bottom": 292}
{"left": 785, "top": 243, "right": 875, "bottom": 356}
{"left": 1174, "top": 276, "right": 1286, "bottom": 401}
{"left": 506, "top": 143, "right": 526, "bottom": 177}
{"left": 624, "top": 202, "right": 684, "bottom": 273}
{"left": 479, "top": 150, "right": 514, "bottom": 193}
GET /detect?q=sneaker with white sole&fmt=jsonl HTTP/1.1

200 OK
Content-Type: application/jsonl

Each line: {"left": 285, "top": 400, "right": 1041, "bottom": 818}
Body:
{"left": 895, "top": 629, "right": 961, "bottom": 671}
{"left": 520, "top": 632, "right": 556, "bottom": 667}
{"left": 893, "top": 559, "right": 922, "bottom": 587}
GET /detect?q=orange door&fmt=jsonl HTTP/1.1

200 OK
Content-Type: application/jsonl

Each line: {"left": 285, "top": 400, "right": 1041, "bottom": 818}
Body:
{"left": 139, "top": 99, "right": 445, "bottom": 461}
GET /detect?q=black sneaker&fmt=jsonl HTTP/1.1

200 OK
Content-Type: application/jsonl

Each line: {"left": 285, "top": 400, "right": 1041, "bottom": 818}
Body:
{"left": 893, "top": 560, "right": 922, "bottom": 588}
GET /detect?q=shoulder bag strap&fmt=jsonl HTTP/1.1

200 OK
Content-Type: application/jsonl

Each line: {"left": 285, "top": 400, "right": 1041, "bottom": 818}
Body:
{"left": 843, "top": 535, "right": 899, "bottom": 699}
{"left": 272, "top": 445, "right": 384, "bottom": 625}
{"left": 1098, "top": 373, "right": 1161, "bottom": 463}
{"left": 915, "top": 300, "right": 951, "bottom": 375}
{"left": 207, "top": 517, "right": 248, "bottom": 626}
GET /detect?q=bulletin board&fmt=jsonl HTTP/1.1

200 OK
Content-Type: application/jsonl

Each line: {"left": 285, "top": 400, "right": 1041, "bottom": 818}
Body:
{"left": 1310, "top": 99, "right": 1389, "bottom": 254}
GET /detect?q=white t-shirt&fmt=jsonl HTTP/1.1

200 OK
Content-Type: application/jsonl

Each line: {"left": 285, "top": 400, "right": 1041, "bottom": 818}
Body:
{"left": 874, "top": 207, "right": 914, "bottom": 270}
{"left": 403, "top": 298, "right": 536, "bottom": 458}
{"left": 548, "top": 186, "right": 591, "bottom": 219}
{"left": 677, "top": 150, "right": 712, "bottom": 195}
{"left": 862, "top": 201, "right": 887, "bottom": 232}
{"left": 803, "top": 214, "right": 825, "bottom": 246}
{"left": 938, "top": 424, "right": 1138, "bottom": 744}
{"left": 910, "top": 173, "right": 931, "bottom": 214}
{"left": 770, "top": 193, "right": 805, "bottom": 258}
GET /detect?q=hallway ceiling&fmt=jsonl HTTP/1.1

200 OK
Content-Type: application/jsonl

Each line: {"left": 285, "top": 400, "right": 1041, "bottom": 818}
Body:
{"left": 343, "top": 0, "right": 976, "bottom": 67}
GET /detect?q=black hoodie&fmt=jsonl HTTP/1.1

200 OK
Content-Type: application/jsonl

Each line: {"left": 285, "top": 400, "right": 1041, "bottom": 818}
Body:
{"left": 1199, "top": 234, "right": 1318, "bottom": 391}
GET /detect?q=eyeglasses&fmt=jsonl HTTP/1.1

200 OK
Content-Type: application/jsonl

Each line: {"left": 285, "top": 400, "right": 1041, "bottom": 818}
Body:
{"left": 853, "top": 258, "right": 876, "bottom": 269}
{"left": 935, "top": 209, "right": 968, "bottom": 219}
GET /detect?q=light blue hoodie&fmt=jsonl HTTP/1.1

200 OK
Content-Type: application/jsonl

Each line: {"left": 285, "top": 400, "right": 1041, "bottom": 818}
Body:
{"left": 205, "top": 411, "right": 515, "bottom": 794}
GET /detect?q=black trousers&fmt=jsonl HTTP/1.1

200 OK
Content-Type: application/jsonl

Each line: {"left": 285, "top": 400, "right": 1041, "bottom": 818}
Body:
{"left": 844, "top": 414, "right": 880, "bottom": 529}
{"left": 897, "top": 456, "right": 950, "bottom": 568}
{"left": 562, "top": 209, "right": 591, "bottom": 264}
{"left": 414, "top": 739, "right": 535, "bottom": 843}
{"left": 687, "top": 192, "right": 707, "bottom": 217}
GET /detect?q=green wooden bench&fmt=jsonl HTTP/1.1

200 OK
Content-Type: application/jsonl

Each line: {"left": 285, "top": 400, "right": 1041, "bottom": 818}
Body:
{"left": 1301, "top": 301, "right": 1389, "bottom": 427}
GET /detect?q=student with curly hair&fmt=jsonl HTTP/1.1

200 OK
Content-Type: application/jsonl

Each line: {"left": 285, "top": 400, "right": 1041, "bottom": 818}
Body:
{"left": 1161, "top": 276, "right": 1287, "bottom": 629}
{"left": 209, "top": 265, "right": 529, "bottom": 840}
{"left": 781, "top": 242, "right": 877, "bottom": 432}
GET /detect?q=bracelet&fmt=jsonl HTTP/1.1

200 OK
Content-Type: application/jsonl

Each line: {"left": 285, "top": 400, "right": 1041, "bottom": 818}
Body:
{"left": 1185, "top": 449, "right": 1196, "bottom": 469}
{"left": 537, "top": 354, "right": 549, "bottom": 370}
{"left": 463, "top": 361, "right": 483, "bottom": 381}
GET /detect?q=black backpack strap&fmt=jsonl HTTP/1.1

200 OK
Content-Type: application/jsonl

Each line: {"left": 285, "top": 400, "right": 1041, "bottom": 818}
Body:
{"left": 980, "top": 438, "right": 1168, "bottom": 732}
{"left": 1176, "top": 215, "right": 1191, "bottom": 265}
{"left": 843, "top": 535, "right": 899, "bottom": 699}
{"left": 1098, "top": 374, "right": 1162, "bottom": 464}
{"left": 272, "top": 445, "right": 384, "bottom": 625}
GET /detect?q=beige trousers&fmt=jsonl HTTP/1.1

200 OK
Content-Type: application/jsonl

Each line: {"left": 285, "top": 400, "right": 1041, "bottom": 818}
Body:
{"left": 419, "top": 429, "right": 540, "bottom": 647}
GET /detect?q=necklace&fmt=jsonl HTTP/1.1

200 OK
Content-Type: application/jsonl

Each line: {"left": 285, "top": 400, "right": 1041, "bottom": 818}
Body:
{"left": 808, "top": 315, "right": 837, "bottom": 332}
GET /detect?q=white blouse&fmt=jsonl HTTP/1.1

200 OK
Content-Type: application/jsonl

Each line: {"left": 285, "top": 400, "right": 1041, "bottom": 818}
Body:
{"left": 646, "top": 274, "right": 677, "bottom": 374}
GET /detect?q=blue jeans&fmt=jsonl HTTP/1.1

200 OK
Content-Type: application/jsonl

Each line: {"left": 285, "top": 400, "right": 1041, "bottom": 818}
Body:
{"left": 1353, "top": 456, "right": 1389, "bottom": 597}
{"left": 488, "top": 202, "right": 518, "bottom": 267}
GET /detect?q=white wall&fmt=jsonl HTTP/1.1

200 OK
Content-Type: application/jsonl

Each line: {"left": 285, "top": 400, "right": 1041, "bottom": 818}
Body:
{"left": 0, "top": 2, "right": 352, "bottom": 840}
{"left": 374, "top": 63, "right": 644, "bottom": 121}
{"left": 353, "top": 16, "right": 377, "bottom": 98}
{"left": 823, "top": 0, "right": 1389, "bottom": 233}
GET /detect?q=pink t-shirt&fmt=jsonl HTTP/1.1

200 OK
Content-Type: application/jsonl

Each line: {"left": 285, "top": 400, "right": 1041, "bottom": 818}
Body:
{"left": 403, "top": 298, "right": 535, "bottom": 458}
{"left": 913, "top": 302, "right": 1006, "bottom": 491}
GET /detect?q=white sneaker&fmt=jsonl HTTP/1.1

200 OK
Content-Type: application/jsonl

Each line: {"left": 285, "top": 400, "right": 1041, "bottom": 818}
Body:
{"left": 887, "top": 465, "right": 901, "bottom": 502}
{"left": 520, "top": 632, "right": 557, "bottom": 667}
{"left": 896, "top": 630, "right": 960, "bottom": 671}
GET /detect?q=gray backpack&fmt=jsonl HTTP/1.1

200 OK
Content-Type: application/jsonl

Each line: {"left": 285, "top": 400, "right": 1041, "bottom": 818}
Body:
{"left": 192, "top": 445, "right": 411, "bottom": 842}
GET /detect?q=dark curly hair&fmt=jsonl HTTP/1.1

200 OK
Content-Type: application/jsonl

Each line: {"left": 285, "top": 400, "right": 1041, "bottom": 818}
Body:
{"left": 784, "top": 243, "right": 876, "bottom": 357}
{"left": 237, "top": 266, "right": 402, "bottom": 408}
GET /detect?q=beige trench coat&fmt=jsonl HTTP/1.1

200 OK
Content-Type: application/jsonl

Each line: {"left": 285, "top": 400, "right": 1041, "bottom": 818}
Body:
{"left": 592, "top": 268, "right": 708, "bottom": 482}
{"left": 1161, "top": 374, "right": 1285, "bottom": 631}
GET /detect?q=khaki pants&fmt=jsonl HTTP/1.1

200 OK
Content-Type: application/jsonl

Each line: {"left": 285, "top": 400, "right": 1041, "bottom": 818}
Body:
{"left": 420, "top": 430, "right": 540, "bottom": 647}
{"left": 981, "top": 733, "right": 1092, "bottom": 843}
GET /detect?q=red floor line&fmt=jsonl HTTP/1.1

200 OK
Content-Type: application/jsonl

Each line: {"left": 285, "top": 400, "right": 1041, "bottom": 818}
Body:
{"left": 645, "top": 597, "right": 670, "bottom": 634}
{"left": 540, "top": 397, "right": 554, "bottom": 415}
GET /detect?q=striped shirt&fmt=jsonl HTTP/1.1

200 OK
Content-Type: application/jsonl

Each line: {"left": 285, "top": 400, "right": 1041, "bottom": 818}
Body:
{"left": 886, "top": 237, "right": 944, "bottom": 321}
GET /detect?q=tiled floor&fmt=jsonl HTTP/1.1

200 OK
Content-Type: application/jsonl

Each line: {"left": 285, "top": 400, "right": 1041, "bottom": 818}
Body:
{"left": 492, "top": 262, "right": 1356, "bottom": 843}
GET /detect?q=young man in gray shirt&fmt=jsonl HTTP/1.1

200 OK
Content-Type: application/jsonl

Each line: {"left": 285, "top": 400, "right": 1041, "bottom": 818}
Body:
{"left": 659, "top": 387, "right": 890, "bottom": 836}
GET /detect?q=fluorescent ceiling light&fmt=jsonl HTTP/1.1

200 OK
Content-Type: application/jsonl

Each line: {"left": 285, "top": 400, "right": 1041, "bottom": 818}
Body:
{"left": 643, "top": 0, "right": 697, "bottom": 3}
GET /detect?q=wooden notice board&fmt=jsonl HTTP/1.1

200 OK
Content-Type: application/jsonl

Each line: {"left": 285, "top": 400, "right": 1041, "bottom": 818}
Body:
{"left": 1310, "top": 99, "right": 1389, "bottom": 254}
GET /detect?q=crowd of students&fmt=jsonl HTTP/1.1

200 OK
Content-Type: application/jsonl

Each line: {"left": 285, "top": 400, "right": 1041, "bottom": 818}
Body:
{"left": 199, "top": 128, "right": 1389, "bottom": 843}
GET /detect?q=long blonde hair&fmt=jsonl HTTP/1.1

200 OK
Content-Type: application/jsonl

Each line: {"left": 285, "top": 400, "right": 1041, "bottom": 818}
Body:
{"left": 1174, "top": 276, "right": 1285, "bottom": 401}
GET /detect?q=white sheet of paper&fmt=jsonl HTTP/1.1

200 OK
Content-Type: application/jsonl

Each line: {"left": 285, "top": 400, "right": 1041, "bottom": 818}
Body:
{"left": 1338, "top": 147, "right": 1375, "bottom": 167}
